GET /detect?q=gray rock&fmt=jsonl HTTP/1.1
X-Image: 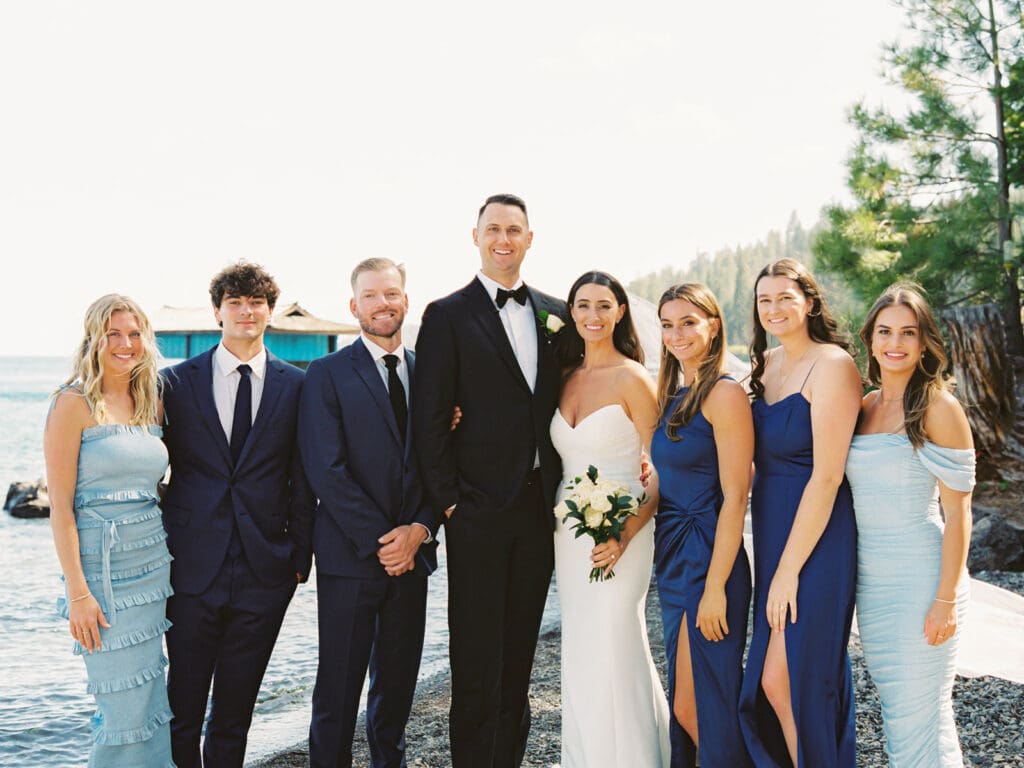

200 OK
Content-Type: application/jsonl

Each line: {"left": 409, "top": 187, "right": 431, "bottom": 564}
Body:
{"left": 970, "top": 511, "right": 1024, "bottom": 572}
{"left": 4, "top": 479, "right": 49, "bottom": 519}
{"left": 971, "top": 504, "right": 1000, "bottom": 521}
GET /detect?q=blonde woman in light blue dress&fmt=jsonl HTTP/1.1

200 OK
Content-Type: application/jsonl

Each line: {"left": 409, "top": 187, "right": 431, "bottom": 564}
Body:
{"left": 45, "top": 295, "right": 175, "bottom": 768}
{"left": 845, "top": 283, "right": 974, "bottom": 768}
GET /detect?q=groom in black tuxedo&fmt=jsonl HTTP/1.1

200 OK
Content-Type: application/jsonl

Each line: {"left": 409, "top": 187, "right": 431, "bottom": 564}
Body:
{"left": 411, "top": 193, "right": 566, "bottom": 768}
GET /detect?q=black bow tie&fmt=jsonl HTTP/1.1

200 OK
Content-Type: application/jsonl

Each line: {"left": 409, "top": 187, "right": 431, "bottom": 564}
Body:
{"left": 496, "top": 285, "right": 528, "bottom": 309}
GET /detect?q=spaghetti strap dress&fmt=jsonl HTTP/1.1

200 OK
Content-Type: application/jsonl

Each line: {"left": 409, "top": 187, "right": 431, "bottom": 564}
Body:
{"left": 846, "top": 434, "right": 974, "bottom": 767}
{"left": 738, "top": 390, "right": 857, "bottom": 768}
{"left": 56, "top": 417, "right": 176, "bottom": 768}
{"left": 652, "top": 384, "right": 753, "bottom": 768}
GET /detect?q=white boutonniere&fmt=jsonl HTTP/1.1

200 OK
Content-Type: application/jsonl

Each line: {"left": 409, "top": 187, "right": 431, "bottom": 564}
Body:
{"left": 538, "top": 310, "right": 565, "bottom": 336}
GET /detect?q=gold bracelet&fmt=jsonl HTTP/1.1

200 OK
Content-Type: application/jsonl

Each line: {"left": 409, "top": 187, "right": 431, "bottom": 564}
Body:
{"left": 933, "top": 597, "right": 956, "bottom": 604}
{"left": 68, "top": 592, "right": 92, "bottom": 603}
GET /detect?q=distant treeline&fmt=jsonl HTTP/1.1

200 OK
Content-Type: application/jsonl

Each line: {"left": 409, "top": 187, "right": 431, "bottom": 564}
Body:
{"left": 628, "top": 213, "right": 860, "bottom": 358}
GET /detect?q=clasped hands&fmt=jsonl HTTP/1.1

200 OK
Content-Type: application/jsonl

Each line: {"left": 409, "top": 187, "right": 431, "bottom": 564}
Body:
{"left": 377, "top": 524, "right": 428, "bottom": 576}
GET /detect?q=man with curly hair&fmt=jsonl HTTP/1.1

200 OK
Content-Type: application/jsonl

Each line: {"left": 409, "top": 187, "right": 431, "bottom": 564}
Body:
{"left": 160, "top": 261, "right": 314, "bottom": 768}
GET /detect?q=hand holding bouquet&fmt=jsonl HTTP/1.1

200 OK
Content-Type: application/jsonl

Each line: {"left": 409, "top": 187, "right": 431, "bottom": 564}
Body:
{"left": 554, "top": 465, "right": 645, "bottom": 582}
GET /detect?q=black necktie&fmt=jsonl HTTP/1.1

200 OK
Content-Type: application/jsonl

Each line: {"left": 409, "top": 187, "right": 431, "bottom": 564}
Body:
{"left": 495, "top": 284, "right": 528, "bottom": 309}
{"left": 383, "top": 354, "right": 407, "bottom": 442}
{"left": 230, "top": 364, "right": 252, "bottom": 463}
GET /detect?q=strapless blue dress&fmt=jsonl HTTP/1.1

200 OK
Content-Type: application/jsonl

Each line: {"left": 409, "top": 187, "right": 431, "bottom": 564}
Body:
{"left": 738, "top": 394, "right": 856, "bottom": 767}
{"left": 57, "top": 423, "right": 175, "bottom": 768}
{"left": 846, "top": 434, "right": 974, "bottom": 767}
{"left": 652, "top": 387, "right": 753, "bottom": 768}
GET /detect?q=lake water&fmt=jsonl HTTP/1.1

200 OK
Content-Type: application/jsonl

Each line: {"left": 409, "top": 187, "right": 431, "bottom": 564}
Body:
{"left": 0, "top": 356, "right": 559, "bottom": 767}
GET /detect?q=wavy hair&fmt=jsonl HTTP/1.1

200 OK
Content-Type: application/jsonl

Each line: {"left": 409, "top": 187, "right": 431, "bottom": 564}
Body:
{"left": 861, "top": 282, "right": 950, "bottom": 448}
{"left": 57, "top": 294, "right": 162, "bottom": 425}
{"left": 749, "top": 258, "right": 852, "bottom": 400}
{"left": 557, "top": 271, "right": 643, "bottom": 380}
{"left": 657, "top": 283, "right": 726, "bottom": 440}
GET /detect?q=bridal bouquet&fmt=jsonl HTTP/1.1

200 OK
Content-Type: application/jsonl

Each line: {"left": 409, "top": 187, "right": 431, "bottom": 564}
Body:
{"left": 554, "top": 465, "right": 644, "bottom": 582}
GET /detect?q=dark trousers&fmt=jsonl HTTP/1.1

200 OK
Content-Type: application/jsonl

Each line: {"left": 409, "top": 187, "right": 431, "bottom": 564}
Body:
{"left": 165, "top": 552, "right": 296, "bottom": 768}
{"left": 444, "top": 470, "right": 554, "bottom": 768}
{"left": 309, "top": 570, "right": 428, "bottom": 768}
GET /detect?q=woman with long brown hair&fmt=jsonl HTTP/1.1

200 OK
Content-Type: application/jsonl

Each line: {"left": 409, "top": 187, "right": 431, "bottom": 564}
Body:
{"left": 737, "top": 259, "right": 861, "bottom": 767}
{"left": 845, "top": 283, "right": 974, "bottom": 766}
{"left": 651, "top": 283, "right": 753, "bottom": 767}
{"left": 551, "top": 270, "right": 670, "bottom": 767}
{"left": 44, "top": 295, "right": 174, "bottom": 767}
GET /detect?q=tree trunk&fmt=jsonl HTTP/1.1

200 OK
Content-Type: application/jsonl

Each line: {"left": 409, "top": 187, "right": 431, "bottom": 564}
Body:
{"left": 986, "top": 0, "right": 1024, "bottom": 357}
{"left": 941, "top": 303, "right": 1017, "bottom": 456}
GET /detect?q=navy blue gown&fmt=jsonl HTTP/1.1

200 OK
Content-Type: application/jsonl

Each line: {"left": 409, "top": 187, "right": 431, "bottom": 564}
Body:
{"left": 652, "top": 387, "right": 753, "bottom": 768}
{"left": 738, "top": 393, "right": 856, "bottom": 767}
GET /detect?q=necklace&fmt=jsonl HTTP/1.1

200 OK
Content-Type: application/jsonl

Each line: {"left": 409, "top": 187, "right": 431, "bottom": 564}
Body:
{"left": 878, "top": 388, "right": 905, "bottom": 404}
{"left": 777, "top": 346, "right": 811, "bottom": 392}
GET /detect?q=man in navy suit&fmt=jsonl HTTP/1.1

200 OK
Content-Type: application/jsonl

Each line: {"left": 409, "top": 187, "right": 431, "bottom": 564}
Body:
{"left": 161, "top": 262, "right": 314, "bottom": 768}
{"left": 299, "top": 257, "right": 438, "bottom": 768}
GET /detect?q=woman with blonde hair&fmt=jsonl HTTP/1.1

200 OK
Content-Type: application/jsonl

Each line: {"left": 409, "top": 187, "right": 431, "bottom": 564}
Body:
{"left": 738, "top": 259, "right": 861, "bottom": 767}
{"left": 651, "top": 283, "right": 753, "bottom": 767}
{"left": 845, "top": 283, "right": 974, "bottom": 766}
{"left": 45, "top": 294, "right": 174, "bottom": 767}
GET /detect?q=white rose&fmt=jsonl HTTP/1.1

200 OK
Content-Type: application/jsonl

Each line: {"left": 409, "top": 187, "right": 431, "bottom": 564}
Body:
{"left": 589, "top": 490, "right": 613, "bottom": 514}
{"left": 583, "top": 505, "right": 605, "bottom": 529}
{"left": 546, "top": 314, "right": 565, "bottom": 334}
{"left": 574, "top": 473, "right": 595, "bottom": 490}
{"left": 553, "top": 500, "right": 571, "bottom": 519}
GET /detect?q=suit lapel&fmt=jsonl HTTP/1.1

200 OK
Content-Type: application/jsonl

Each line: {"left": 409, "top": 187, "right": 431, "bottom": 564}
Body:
{"left": 464, "top": 279, "right": 531, "bottom": 393}
{"left": 352, "top": 338, "right": 404, "bottom": 447}
{"left": 188, "top": 348, "right": 233, "bottom": 466}
{"left": 403, "top": 349, "right": 415, "bottom": 461}
{"left": 528, "top": 287, "right": 562, "bottom": 400}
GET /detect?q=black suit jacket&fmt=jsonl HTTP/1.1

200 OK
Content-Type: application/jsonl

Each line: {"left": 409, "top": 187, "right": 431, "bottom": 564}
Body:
{"left": 411, "top": 278, "right": 566, "bottom": 521}
{"left": 298, "top": 338, "right": 438, "bottom": 579}
{"left": 160, "top": 347, "right": 315, "bottom": 594}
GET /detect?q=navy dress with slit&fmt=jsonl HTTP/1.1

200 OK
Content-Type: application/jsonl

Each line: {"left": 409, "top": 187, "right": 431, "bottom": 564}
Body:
{"left": 738, "top": 393, "right": 856, "bottom": 768}
{"left": 652, "top": 386, "right": 753, "bottom": 768}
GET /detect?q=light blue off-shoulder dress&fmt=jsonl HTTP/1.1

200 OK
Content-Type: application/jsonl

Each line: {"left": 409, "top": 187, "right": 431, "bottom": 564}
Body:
{"left": 845, "top": 434, "right": 974, "bottom": 768}
{"left": 57, "top": 422, "right": 176, "bottom": 768}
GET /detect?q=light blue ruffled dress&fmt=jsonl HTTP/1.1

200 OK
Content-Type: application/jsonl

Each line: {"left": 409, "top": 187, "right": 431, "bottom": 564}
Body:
{"left": 845, "top": 434, "right": 974, "bottom": 768}
{"left": 57, "top": 421, "right": 176, "bottom": 768}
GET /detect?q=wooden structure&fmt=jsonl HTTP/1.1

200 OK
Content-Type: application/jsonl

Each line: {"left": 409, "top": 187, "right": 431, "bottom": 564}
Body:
{"left": 152, "top": 302, "right": 359, "bottom": 366}
{"left": 941, "top": 303, "right": 1017, "bottom": 456}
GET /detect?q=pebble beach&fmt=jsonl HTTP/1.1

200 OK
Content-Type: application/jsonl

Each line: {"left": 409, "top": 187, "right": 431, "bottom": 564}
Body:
{"left": 254, "top": 571, "right": 1024, "bottom": 768}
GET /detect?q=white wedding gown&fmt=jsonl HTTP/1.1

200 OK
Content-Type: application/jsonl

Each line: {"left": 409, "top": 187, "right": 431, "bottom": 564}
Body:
{"left": 551, "top": 404, "right": 671, "bottom": 768}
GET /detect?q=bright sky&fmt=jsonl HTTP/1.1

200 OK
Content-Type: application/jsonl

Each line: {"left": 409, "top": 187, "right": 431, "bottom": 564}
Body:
{"left": 1, "top": 1, "right": 907, "bottom": 356}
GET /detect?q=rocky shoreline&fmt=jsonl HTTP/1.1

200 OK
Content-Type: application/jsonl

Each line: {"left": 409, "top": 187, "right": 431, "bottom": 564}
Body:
{"left": 253, "top": 571, "right": 1024, "bottom": 768}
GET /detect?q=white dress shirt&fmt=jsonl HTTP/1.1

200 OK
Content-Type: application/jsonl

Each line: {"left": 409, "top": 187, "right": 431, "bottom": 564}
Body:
{"left": 212, "top": 343, "right": 267, "bottom": 443}
{"left": 361, "top": 335, "right": 410, "bottom": 406}
{"left": 476, "top": 271, "right": 538, "bottom": 392}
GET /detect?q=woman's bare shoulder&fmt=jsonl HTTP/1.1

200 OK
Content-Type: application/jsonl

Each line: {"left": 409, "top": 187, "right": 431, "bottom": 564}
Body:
{"left": 46, "top": 388, "right": 93, "bottom": 431}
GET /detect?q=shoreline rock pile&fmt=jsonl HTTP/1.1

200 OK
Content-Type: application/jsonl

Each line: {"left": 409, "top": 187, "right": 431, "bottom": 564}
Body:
{"left": 4, "top": 480, "right": 49, "bottom": 518}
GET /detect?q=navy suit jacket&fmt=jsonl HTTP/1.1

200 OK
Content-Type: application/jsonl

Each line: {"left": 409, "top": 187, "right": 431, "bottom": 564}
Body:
{"left": 160, "top": 347, "right": 314, "bottom": 595}
{"left": 298, "top": 338, "right": 438, "bottom": 579}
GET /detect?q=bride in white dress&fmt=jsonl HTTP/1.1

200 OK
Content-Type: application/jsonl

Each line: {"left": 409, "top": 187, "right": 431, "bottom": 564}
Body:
{"left": 551, "top": 271, "right": 671, "bottom": 768}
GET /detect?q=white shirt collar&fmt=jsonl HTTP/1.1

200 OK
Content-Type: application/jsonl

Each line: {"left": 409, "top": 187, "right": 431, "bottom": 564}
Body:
{"left": 361, "top": 334, "right": 406, "bottom": 365}
{"left": 476, "top": 271, "right": 525, "bottom": 307}
{"left": 215, "top": 343, "right": 267, "bottom": 379}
